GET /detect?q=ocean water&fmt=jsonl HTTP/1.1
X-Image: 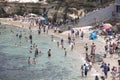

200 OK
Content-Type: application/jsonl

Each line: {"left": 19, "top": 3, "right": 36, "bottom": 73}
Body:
{"left": 0, "top": 24, "right": 92, "bottom": 80}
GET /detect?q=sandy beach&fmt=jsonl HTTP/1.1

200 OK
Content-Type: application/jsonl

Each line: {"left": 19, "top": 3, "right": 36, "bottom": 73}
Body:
{"left": 0, "top": 18, "right": 120, "bottom": 80}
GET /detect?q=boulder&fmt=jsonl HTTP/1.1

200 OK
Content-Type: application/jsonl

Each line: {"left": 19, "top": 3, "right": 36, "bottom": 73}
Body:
{"left": 95, "top": 54, "right": 103, "bottom": 62}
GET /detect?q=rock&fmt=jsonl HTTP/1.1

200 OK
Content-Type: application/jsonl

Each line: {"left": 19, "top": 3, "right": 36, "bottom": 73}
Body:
{"left": 58, "top": 30, "right": 63, "bottom": 33}
{"left": 95, "top": 54, "right": 103, "bottom": 62}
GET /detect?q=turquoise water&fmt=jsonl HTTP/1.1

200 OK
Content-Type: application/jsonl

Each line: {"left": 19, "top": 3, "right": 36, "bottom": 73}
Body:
{"left": 0, "top": 24, "right": 90, "bottom": 80}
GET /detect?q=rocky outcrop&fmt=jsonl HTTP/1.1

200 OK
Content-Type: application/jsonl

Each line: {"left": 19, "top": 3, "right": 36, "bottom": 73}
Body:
{"left": 0, "top": 2, "right": 50, "bottom": 17}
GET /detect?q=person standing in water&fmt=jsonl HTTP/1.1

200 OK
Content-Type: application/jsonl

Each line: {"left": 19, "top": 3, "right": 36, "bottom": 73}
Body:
{"left": 61, "top": 38, "right": 64, "bottom": 48}
{"left": 28, "top": 57, "right": 32, "bottom": 66}
{"left": 43, "top": 25, "right": 46, "bottom": 34}
{"left": 29, "top": 46, "right": 32, "bottom": 53}
{"left": 48, "top": 49, "right": 51, "bottom": 57}
{"left": 68, "top": 33, "right": 71, "bottom": 44}
{"left": 64, "top": 48, "right": 67, "bottom": 56}
{"left": 71, "top": 42, "right": 74, "bottom": 51}
{"left": 33, "top": 43, "right": 36, "bottom": 48}
{"left": 51, "top": 35, "right": 54, "bottom": 42}
{"left": 38, "top": 29, "right": 41, "bottom": 35}
{"left": 29, "top": 34, "right": 32, "bottom": 44}
{"left": 57, "top": 41, "right": 59, "bottom": 47}
{"left": 35, "top": 45, "right": 38, "bottom": 57}
{"left": 33, "top": 58, "right": 36, "bottom": 64}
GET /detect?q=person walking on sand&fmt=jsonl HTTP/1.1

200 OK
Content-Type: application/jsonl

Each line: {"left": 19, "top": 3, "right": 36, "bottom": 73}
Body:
{"left": 81, "top": 65, "right": 84, "bottom": 77}
{"left": 91, "top": 43, "right": 96, "bottom": 62}
{"left": 104, "top": 44, "right": 109, "bottom": 55}
{"left": 80, "top": 31, "right": 84, "bottom": 40}
{"left": 103, "top": 63, "right": 109, "bottom": 78}
{"left": 48, "top": 49, "right": 51, "bottom": 57}
{"left": 111, "top": 66, "right": 117, "bottom": 80}
{"left": 85, "top": 53, "right": 89, "bottom": 62}
{"left": 109, "top": 45, "right": 113, "bottom": 58}
{"left": 83, "top": 64, "right": 88, "bottom": 77}
{"left": 91, "top": 43, "right": 96, "bottom": 55}
{"left": 84, "top": 43, "right": 88, "bottom": 52}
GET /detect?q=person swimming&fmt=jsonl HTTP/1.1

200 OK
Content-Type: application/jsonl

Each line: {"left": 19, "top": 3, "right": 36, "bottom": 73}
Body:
{"left": 25, "top": 36, "right": 28, "bottom": 42}
{"left": 16, "top": 33, "right": 18, "bottom": 37}
{"left": 18, "top": 32, "right": 22, "bottom": 43}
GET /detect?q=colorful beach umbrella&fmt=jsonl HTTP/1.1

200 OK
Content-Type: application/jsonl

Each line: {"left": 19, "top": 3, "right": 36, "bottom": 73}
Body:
{"left": 102, "top": 23, "right": 112, "bottom": 29}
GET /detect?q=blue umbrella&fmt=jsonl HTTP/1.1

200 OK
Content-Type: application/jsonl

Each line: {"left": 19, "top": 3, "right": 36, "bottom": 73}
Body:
{"left": 90, "top": 32, "right": 97, "bottom": 40}
{"left": 38, "top": 17, "right": 46, "bottom": 21}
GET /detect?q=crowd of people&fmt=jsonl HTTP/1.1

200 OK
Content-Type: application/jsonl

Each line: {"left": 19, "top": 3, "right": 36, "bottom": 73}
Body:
{"left": 1, "top": 12, "right": 120, "bottom": 80}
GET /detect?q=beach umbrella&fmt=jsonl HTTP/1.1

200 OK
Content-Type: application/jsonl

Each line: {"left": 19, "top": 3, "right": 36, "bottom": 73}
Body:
{"left": 40, "top": 17, "right": 46, "bottom": 21}
{"left": 38, "top": 17, "right": 47, "bottom": 21}
{"left": 90, "top": 32, "right": 97, "bottom": 40}
{"left": 102, "top": 23, "right": 112, "bottom": 29}
{"left": 28, "top": 13, "right": 37, "bottom": 17}
{"left": 37, "top": 16, "right": 47, "bottom": 21}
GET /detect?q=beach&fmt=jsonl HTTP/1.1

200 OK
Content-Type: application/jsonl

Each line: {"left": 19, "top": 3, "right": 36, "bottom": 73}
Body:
{"left": 0, "top": 18, "right": 120, "bottom": 80}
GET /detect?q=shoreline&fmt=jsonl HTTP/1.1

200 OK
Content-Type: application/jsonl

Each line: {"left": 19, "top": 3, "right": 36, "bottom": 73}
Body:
{"left": 0, "top": 18, "right": 119, "bottom": 80}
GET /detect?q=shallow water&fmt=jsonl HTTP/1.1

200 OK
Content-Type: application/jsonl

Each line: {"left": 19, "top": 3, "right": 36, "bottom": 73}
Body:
{"left": 0, "top": 24, "right": 92, "bottom": 80}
